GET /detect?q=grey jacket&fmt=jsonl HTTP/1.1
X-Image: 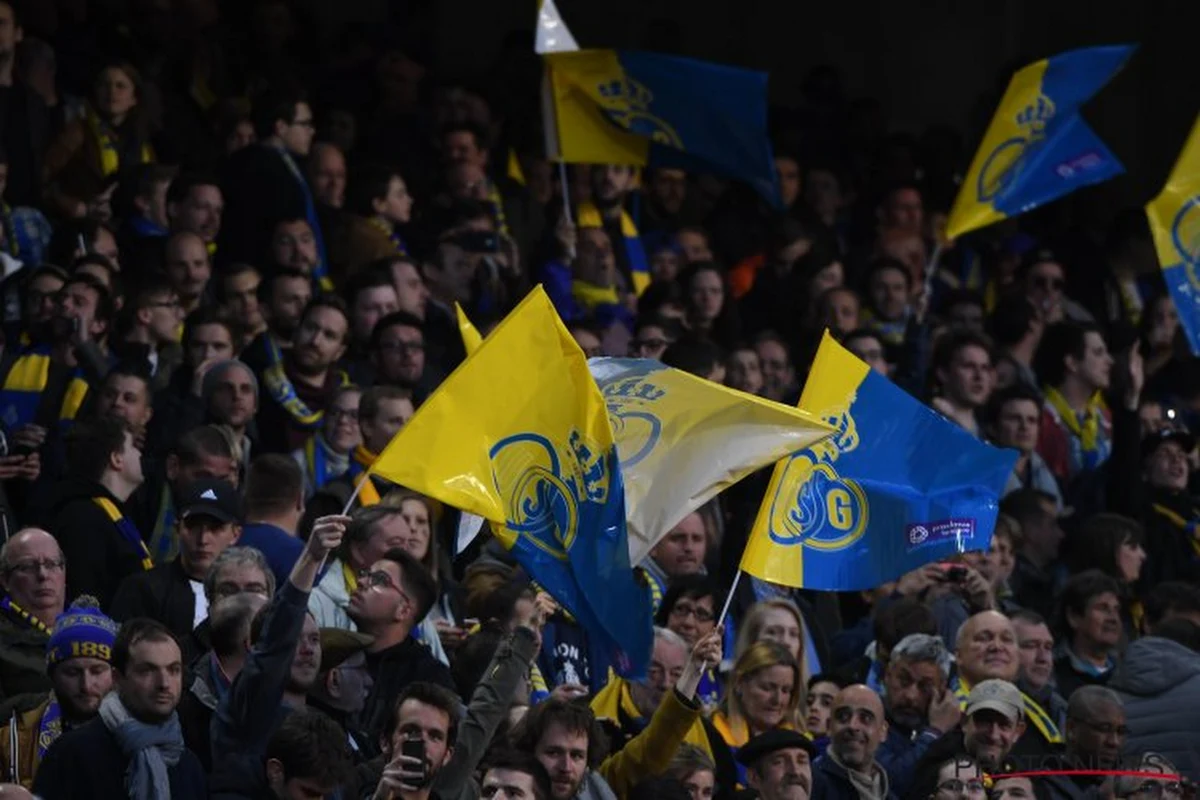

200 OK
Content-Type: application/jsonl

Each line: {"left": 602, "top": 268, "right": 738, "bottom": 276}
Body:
{"left": 1109, "top": 636, "right": 1200, "bottom": 781}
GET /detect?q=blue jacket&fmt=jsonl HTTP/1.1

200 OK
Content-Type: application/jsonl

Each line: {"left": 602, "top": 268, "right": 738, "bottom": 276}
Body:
{"left": 238, "top": 522, "right": 304, "bottom": 588}
{"left": 813, "top": 752, "right": 897, "bottom": 800}
{"left": 876, "top": 720, "right": 943, "bottom": 798}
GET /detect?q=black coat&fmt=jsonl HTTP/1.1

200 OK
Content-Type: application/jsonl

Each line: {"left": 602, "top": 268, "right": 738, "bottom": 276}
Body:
{"left": 813, "top": 753, "right": 898, "bottom": 800}
{"left": 46, "top": 479, "right": 147, "bottom": 611}
{"left": 32, "top": 716, "right": 207, "bottom": 800}
{"left": 109, "top": 560, "right": 210, "bottom": 664}
{"left": 217, "top": 143, "right": 309, "bottom": 269}
{"left": 360, "top": 637, "right": 455, "bottom": 741}
{"left": 0, "top": 82, "right": 51, "bottom": 207}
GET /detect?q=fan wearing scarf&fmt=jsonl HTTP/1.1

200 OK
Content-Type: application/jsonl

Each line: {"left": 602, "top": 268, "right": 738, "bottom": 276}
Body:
{"left": 0, "top": 529, "right": 65, "bottom": 701}
{"left": 33, "top": 617, "right": 207, "bottom": 800}
{"left": 1035, "top": 322, "right": 1115, "bottom": 487}
{"left": 0, "top": 596, "right": 117, "bottom": 789}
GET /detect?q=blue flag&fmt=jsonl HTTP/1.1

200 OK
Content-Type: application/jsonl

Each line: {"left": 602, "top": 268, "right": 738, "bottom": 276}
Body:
{"left": 546, "top": 49, "right": 780, "bottom": 205}
{"left": 947, "top": 44, "right": 1134, "bottom": 240}
{"left": 741, "top": 333, "right": 1019, "bottom": 591}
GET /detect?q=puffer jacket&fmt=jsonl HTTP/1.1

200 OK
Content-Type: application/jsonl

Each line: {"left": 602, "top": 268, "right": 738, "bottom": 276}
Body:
{"left": 1109, "top": 636, "right": 1200, "bottom": 781}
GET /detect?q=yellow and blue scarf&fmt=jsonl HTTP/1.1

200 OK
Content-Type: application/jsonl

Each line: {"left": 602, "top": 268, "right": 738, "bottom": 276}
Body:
{"left": 577, "top": 202, "right": 649, "bottom": 295}
{"left": 147, "top": 484, "right": 177, "bottom": 565}
{"left": 485, "top": 181, "right": 511, "bottom": 239}
{"left": 1044, "top": 387, "right": 1110, "bottom": 472}
{"left": 348, "top": 444, "right": 382, "bottom": 507}
{"left": 0, "top": 346, "right": 89, "bottom": 431}
{"left": 275, "top": 145, "right": 333, "bottom": 292}
{"left": 36, "top": 695, "right": 64, "bottom": 761}
{"left": 92, "top": 496, "right": 154, "bottom": 571}
{"left": 262, "top": 362, "right": 348, "bottom": 431}
{"left": 368, "top": 216, "right": 408, "bottom": 257}
{"left": 953, "top": 679, "right": 1062, "bottom": 744}
{"left": 0, "top": 596, "right": 52, "bottom": 636}
{"left": 85, "top": 109, "right": 153, "bottom": 177}
{"left": 304, "top": 435, "right": 347, "bottom": 493}
{"left": 1150, "top": 503, "right": 1200, "bottom": 559}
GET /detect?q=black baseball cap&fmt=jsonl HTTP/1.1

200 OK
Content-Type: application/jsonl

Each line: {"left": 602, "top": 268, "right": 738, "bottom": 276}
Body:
{"left": 1141, "top": 427, "right": 1197, "bottom": 461}
{"left": 177, "top": 479, "right": 243, "bottom": 525}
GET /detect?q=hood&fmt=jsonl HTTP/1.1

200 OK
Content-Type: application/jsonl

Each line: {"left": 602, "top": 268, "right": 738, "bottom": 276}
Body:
{"left": 1109, "top": 636, "right": 1200, "bottom": 696}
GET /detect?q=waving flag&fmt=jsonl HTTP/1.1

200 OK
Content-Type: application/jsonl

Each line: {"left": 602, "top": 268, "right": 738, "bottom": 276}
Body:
{"left": 740, "top": 332, "right": 1017, "bottom": 591}
{"left": 1147, "top": 115, "right": 1200, "bottom": 354}
{"left": 946, "top": 45, "right": 1135, "bottom": 241}
{"left": 372, "top": 287, "right": 653, "bottom": 675}
{"left": 588, "top": 358, "right": 833, "bottom": 564}
{"left": 544, "top": 49, "right": 779, "bottom": 204}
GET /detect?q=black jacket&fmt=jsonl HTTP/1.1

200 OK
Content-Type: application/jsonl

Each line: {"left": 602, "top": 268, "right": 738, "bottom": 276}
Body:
{"left": 109, "top": 560, "right": 209, "bottom": 663}
{"left": 217, "top": 144, "right": 309, "bottom": 269}
{"left": 359, "top": 636, "right": 456, "bottom": 741}
{"left": 813, "top": 753, "right": 897, "bottom": 800}
{"left": 32, "top": 715, "right": 208, "bottom": 800}
{"left": 211, "top": 581, "right": 311, "bottom": 792}
{"left": 0, "top": 82, "right": 51, "bottom": 207}
{"left": 46, "top": 479, "right": 147, "bottom": 611}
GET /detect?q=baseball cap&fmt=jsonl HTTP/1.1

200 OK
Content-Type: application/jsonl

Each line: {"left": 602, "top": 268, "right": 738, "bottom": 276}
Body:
{"left": 1140, "top": 427, "right": 1196, "bottom": 461}
{"left": 965, "top": 679, "right": 1024, "bottom": 723}
{"left": 177, "top": 479, "right": 244, "bottom": 525}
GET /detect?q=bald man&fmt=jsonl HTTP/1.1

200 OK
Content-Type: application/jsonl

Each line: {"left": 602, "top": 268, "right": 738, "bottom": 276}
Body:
{"left": 0, "top": 529, "right": 65, "bottom": 700}
{"left": 953, "top": 610, "right": 1064, "bottom": 760}
{"left": 165, "top": 231, "right": 213, "bottom": 314}
{"left": 814, "top": 684, "right": 894, "bottom": 800}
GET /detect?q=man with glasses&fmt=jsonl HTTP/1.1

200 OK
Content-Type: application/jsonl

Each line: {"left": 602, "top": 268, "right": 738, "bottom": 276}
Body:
{"left": 346, "top": 545, "right": 455, "bottom": 740}
{"left": 1114, "top": 753, "right": 1189, "bottom": 800}
{"left": 1037, "top": 686, "right": 1128, "bottom": 800}
{"left": 371, "top": 311, "right": 431, "bottom": 399}
{"left": 0, "top": 528, "right": 64, "bottom": 700}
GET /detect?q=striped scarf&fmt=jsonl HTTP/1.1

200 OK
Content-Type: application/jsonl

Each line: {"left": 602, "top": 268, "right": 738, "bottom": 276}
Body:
{"left": 275, "top": 146, "right": 332, "bottom": 291}
{"left": 368, "top": 216, "right": 408, "bottom": 256}
{"left": 93, "top": 497, "right": 154, "bottom": 571}
{"left": 0, "top": 346, "right": 89, "bottom": 431}
{"left": 577, "top": 202, "right": 650, "bottom": 295}
{"left": 85, "top": 108, "right": 153, "bottom": 177}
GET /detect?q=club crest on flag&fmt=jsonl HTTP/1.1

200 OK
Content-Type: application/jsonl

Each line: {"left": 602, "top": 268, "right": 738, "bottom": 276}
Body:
{"left": 1171, "top": 196, "right": 1200, "bottom": 289}
{"left": 978, "top": 94, "right": 1055, "bottom": 204}
{"left": 602, "top": 375, "right": 667, "bottom": 468}
{"left": 595, "top": 77, "right": 683, "bottom": 148}
{"left": 490, "top": 430, "right": 612, "bottom": 562}
{"left": 767, "top": 403, "right": 868, "bottom": 552}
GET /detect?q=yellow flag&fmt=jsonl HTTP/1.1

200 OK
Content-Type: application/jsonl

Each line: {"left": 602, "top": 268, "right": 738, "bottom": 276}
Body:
{"left": 455, "top": 303, "right": 483, "bottom": 354}
{"left": 371, "top": 286, "right": 614, "bottom": 532}
{"left": 1147, "top": 114, "right": 1200, "bottom": 355}
{"left": 544, "top": 51, "right": 649, "bottom": 166}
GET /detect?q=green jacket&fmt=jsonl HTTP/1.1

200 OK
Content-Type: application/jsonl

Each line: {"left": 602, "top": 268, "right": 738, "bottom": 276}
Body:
{"left": 0, "top": 614, "right": 50, "bottom": 703}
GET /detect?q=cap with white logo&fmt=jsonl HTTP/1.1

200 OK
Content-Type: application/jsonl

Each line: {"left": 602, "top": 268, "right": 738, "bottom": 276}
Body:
{"left": 177, "top": 479, "right": 244, "bottom": 525}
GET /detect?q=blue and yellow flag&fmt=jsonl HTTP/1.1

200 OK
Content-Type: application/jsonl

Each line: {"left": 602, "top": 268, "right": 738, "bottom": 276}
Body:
{"left": 1147, "top": 114, "right": 1200, "bottom": 355}
{"left": 740, "top": 332, "right": 1017, "bottom": 591}
{"left": 945, "top": 45, "right": 1134, "bottom": 241}
{"left": 545, "top": 50, "right": 779, "bottom": 205}
{"left": 372, "top": 287, "right": 653, "bottom": 675}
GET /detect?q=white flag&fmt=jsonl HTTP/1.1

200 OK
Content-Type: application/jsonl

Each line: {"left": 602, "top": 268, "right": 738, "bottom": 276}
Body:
{"left": 535, "top": 0, "right": 579, "bottom": 54}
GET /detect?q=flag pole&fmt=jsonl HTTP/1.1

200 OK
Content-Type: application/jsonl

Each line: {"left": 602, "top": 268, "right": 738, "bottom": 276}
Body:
{"left": 921, "top": 242, "right": 943, "bottom": 306}
{"left": 340, "top": 473, "right": 369, "bottom": 516}
{"left": 559, "top": 160, "right": 574, "bottom": 226}
{"left": 715, "top": 569, "right": 743, "bottom": 628}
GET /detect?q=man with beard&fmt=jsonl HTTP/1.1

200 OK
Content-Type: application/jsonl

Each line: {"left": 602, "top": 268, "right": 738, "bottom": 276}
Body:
{"left": 371, "top": 311, "right": 432, "bottom": 397}
{"left": 953, "top": 611, "right": 1063, "bottom": 758}
{"left": 33, "top": 618, "right": 207, "bottom": 799}
{"left": 577, "top": 165, "right": 649, "bottom": 295}
{"left": 348, "top": 546, "right": 455, "bottom": 741}
{"left": 166, "top": 173, "right": 224, "bottom": 249}
{"left": 210, "top": 513, "right": 348, "bottom": 792}
{"left": 240, "top": 269, "right": 314, "bottom": 378}
{"left": 369, "top": 682, "right": 461, "bottom": 800}
{"left": 912, "top": 680, "right": 1027, "bottom": 792}
{"left": 0, "top": 596, "right": 117, "bottom": 788}
{"left": 875, "top": 634, "right": 961, "bottom": 796}
{"left": 0, "top": 272, "right": 113, "bottom": 437}
{"left": 812, "top": 684, "right": 894, "bottom": 800}
{"left": 164, "top": 231, "right": 214, "bottom": 315}
{"left": 257, "top": 296, "right": 350, "bottom": 455}
{"left": 738, "top": 729, "right": 815, "bottom": 800}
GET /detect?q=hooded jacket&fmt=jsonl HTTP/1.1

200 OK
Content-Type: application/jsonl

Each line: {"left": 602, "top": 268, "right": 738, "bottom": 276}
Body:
{"left": 1109, "top": 636, "right": 1200, "bottom": 781}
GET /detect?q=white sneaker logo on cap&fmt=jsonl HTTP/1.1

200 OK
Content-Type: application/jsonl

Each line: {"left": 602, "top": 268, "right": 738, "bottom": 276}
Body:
{"left": 200, "top": 489, "right": 218, "bottom": 500}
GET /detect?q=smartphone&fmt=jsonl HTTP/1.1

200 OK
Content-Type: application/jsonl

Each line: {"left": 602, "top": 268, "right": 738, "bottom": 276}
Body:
{"left": 454, "top": 230, "right": 499, "bottom": 254}
{"left": 945, "top": 566, "right": 968, "bottom": 583}
{"left": 401, "top": 737, "right": 427, "bottom": 788}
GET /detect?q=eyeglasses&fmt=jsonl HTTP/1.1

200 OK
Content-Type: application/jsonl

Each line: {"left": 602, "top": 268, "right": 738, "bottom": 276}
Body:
{"left": 938, "top": 780, "right": 988, "bottom": 797}
{"left": 1070, "top": 717, "right": 1130, "bottom": 737}
{"left": 357, "top": 569, "right": 411, "bottom": 605}
{"left": 3, "top": 558, "right": 66, "bottom": 577}
{"left": 669, "top": 602, "right": 715, "bottom": 623}
{"left": 1124, "top": 781, "right": 1185, "bottom": 800}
